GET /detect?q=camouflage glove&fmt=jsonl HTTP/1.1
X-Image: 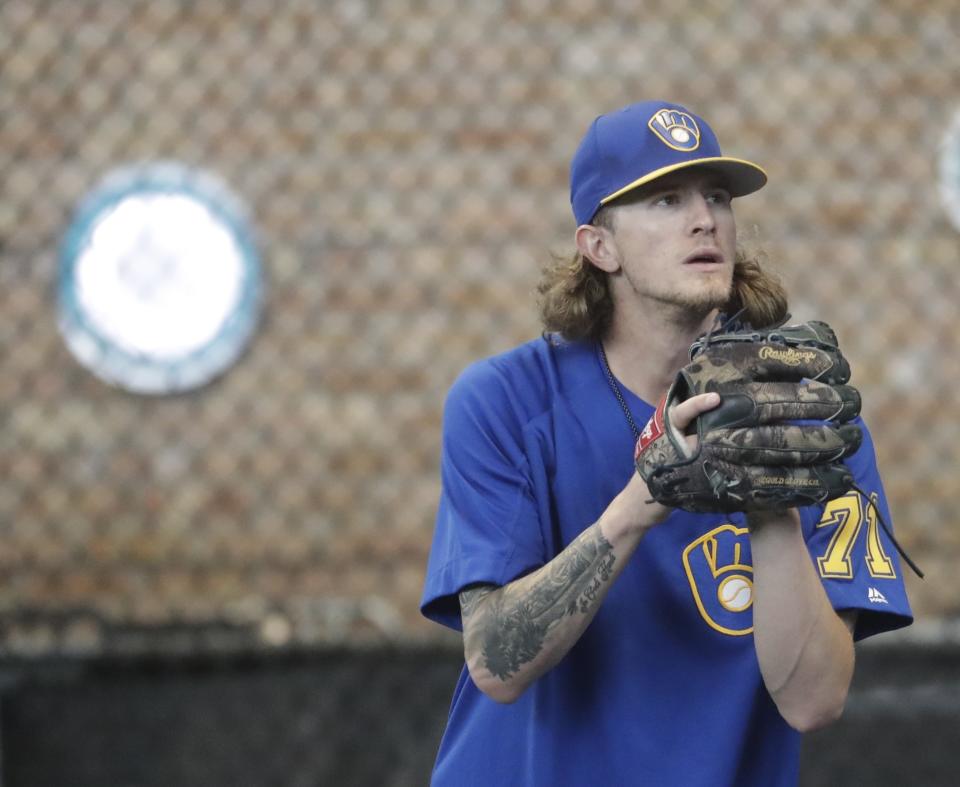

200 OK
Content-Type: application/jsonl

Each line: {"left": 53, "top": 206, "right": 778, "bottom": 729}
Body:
{"left": 634, "top": 320, "right": 862, "bottom": 513}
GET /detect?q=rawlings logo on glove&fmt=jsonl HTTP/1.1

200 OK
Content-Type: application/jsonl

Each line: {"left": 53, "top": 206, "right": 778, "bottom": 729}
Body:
{"left": 757, "top": 346, "right": 817, "bottom": 365}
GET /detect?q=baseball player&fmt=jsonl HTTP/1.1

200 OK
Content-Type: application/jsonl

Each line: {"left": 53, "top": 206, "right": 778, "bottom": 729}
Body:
{"left": 420, "top": 100, "right": 912, "bottom": 786}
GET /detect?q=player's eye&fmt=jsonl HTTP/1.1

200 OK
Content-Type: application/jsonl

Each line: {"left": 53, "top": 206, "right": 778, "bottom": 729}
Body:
{"left": 706, "top": 189, "right": 732, "bottom": 206}
{"left": 652, "top": 192, "right": 681, "bottom": 206}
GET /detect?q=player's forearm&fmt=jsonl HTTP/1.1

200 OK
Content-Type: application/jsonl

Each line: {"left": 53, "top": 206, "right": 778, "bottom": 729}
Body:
{"left": 749, "top": 509, "right": 855, "bottom": 732}
{"left": 461, "top": 489, "right": 655, "bottom": 703}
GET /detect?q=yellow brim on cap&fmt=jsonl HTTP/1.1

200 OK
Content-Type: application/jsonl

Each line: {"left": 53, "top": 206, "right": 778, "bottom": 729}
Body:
{"left": 599, "top": 156, "right": 768, "bottom": 207}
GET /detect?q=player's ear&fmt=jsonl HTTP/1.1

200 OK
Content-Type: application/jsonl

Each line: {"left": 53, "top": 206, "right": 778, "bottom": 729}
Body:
{"left": 575, "top": 222, "right": 620, "bottom": 273}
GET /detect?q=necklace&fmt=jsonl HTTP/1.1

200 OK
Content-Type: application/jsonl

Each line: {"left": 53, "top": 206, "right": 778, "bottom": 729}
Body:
{"left": 597, "top": 342, "right": 641, "bottom": 441}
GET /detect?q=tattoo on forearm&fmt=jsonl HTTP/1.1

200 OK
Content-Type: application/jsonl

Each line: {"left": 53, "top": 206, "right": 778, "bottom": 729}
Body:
{"left": 459, "top": 585, "right": 495, "bottom": 618}
{"left": 461, "top": 526, "right": 616, "bottom": 681}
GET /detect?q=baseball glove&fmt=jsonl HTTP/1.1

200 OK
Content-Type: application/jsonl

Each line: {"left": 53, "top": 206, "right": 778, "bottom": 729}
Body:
{"left": 634, "top": 319, "right": 862, "bottom": 513}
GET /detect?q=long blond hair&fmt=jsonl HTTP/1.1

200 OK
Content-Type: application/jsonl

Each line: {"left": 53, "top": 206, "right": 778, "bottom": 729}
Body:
{"left": 537, "top": 210, "right": 787, "bottom": 339}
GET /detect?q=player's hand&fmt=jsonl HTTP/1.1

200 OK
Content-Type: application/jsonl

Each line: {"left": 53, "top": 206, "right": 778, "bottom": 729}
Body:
{"left": 612, "top": 392, "right": 722, "bottom": 534}
{"left": 667, "top": 391, "right": 720, "bottom": 455}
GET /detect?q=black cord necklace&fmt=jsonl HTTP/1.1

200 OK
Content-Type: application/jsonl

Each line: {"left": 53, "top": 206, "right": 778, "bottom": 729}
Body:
{"left": 598, "top": 342, "right": 641, "bottom": 441}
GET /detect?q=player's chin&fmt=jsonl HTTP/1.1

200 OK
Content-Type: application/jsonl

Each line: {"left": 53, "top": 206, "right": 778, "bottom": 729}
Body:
{"left": 683, "top": 264, "right": 732, "bottom": 286}
{"left": 677, "top": 281, "right": 732, "bottom": 311}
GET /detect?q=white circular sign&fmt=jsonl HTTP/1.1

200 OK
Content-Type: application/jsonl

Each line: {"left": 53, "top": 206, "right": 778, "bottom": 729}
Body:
{"left": 59, "top": 163, "right": 262, "bottom": 394}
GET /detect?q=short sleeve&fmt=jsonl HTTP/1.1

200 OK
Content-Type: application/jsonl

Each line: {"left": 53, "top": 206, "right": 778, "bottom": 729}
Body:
{"left": 801, "top": 418, "right": 913, "bottom": 641}
{"left": 420, "top": 360, "right": 548, "bottom": 631}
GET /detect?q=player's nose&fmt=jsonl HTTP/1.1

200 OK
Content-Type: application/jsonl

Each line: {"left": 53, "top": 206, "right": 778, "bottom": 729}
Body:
{"left": 689, "top": 194, "right": 717, "bottom": 235}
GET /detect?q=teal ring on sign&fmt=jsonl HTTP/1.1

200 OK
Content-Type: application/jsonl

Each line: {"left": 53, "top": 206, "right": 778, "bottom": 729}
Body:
{"left": 939, "top": 110, "right": 960, "bottom": 233}
{"left": 58, "top": 162, "right": 262, "bottom": 394}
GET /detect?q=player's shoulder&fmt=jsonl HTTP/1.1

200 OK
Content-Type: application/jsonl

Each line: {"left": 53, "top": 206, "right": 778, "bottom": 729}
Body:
{"left": 446, "top": 334, "right": 593, "bottom": 422}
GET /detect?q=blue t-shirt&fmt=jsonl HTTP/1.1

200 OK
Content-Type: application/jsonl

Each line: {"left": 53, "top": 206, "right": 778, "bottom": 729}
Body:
{"left": 421, "top": 336, "right": 912, "bottom": 787}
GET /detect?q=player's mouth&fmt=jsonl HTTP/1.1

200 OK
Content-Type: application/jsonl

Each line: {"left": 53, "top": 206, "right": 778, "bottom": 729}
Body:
{"left": 683, "top": 249, "right": 725, "bottom": 267}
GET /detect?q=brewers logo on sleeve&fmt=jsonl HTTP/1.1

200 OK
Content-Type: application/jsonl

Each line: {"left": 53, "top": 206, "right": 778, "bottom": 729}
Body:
{"left": 682, "top": 524, "right": 754, "bottom": 636}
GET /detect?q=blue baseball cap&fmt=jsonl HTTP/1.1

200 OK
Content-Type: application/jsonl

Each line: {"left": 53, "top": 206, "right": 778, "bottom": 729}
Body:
{"left": 570, "top": 100, "right": 767, "bottom": 226}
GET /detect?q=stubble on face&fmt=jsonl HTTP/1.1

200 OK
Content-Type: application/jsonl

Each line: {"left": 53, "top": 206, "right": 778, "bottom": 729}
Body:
{"left": 618, "top": 260, "right": 734, "bottom": 321}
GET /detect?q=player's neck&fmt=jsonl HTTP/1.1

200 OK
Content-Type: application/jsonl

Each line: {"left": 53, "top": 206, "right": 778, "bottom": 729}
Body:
{"left": 601, "top": 305, "right": 717, "bottom": 405}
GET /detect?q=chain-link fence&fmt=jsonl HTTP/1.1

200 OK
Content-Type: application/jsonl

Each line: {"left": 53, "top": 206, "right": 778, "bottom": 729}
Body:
{"left": 2, "top": 1, "right": 960, "bottom": 783}
{"left": 3, "top": 0, "right": 958, "bottom": 659}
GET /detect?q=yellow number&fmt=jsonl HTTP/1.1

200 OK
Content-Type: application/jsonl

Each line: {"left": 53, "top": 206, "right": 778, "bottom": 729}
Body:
{"left": 816, "top": 493, "right": 862, "bottom": 579}
{"left": 865, "top": 492, "right": 896, "bottom": 578}
{"left": 816, "top": 491, "right": 898, "bottom": 580}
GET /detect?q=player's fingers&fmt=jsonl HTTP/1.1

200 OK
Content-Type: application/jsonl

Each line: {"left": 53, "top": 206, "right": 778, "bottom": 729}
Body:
{"left": 669, "top": 392, "right": 720, "bottom": 433}
{"left": 700, "top": 382, "right": 861, "bottom": 430}
{"left": 729, "top": 462, "right": 855, "bottom": 508}
{"left": 703, "top": 423, "right": 863, "bottom": 465}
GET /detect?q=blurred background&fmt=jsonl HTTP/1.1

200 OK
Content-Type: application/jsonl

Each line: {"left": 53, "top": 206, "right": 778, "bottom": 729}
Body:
{"left": 1, "top": 1, "right": 959, "bottom": 784}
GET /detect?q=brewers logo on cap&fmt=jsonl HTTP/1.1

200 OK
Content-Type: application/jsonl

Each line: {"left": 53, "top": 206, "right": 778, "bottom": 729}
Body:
{"left": 648, "top": 108, "right": 701, "bottom": 152}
